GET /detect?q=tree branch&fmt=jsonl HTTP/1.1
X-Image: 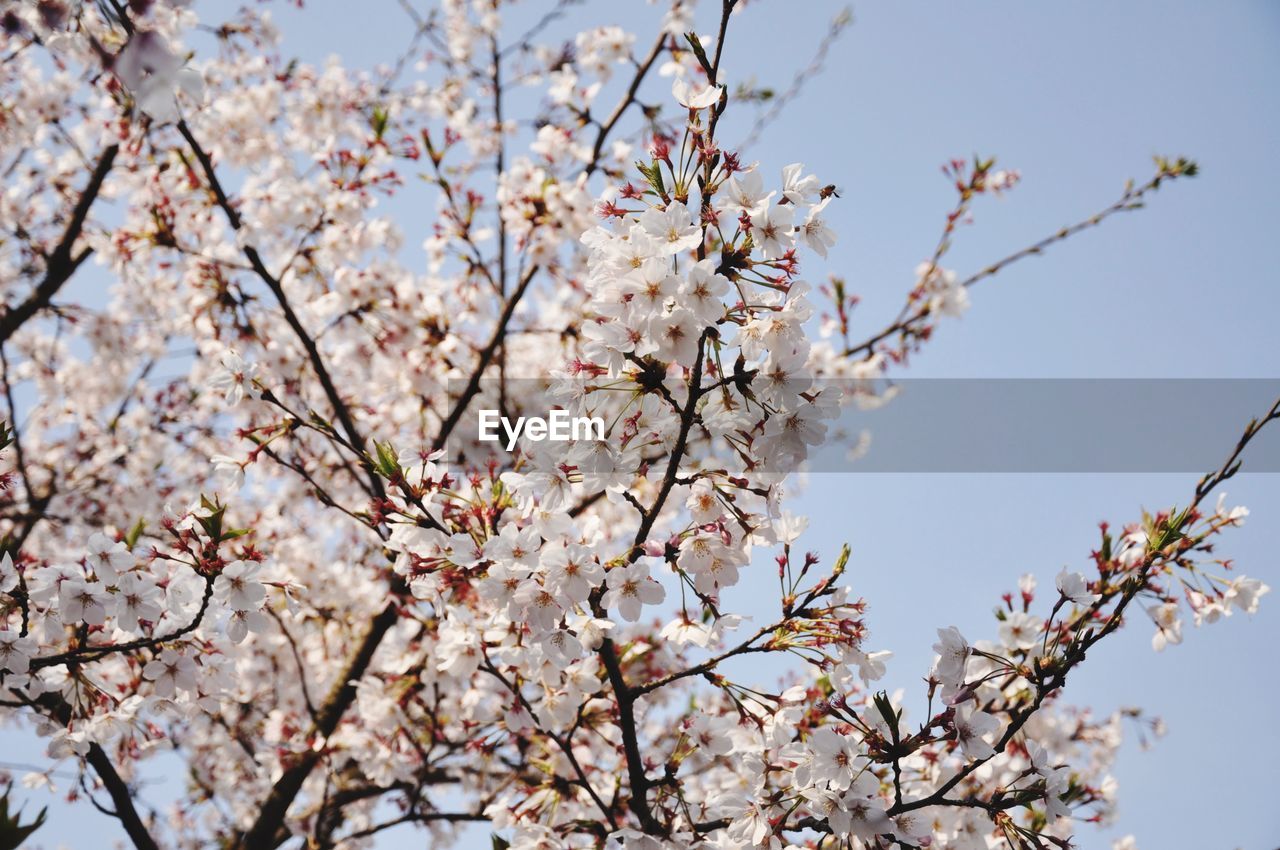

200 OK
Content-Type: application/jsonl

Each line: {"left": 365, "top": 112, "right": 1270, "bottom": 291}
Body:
{"left": 431, "top": 265, "right": 538, "bottom": 451}
{"left": 0, "top": 143, "right": 119, "bottom": 345}
{"left": 585, "top": 32, "right": 666, "bottom": 175}
{"left": 237, "top": 598, "right": 401, "bottom": 849}
{"left": 30, "top": 694, "right": 160, "bottom": 850}
{"left": 174, "top": 120, "right": 385, "bottom": 502}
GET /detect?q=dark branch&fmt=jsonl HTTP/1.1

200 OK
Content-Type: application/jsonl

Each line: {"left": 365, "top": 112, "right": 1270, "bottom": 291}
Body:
{"left": 0, "top": 143, "right": 119, "bottom": 345}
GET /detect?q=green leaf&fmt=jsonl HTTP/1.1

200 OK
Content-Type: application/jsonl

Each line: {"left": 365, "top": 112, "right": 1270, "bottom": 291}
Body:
{"left": 634, "top": 159, "right": 666, "bottom": 196}
{"left": 0, "top": 788, "right": 47, "bottom": 850}
{"left": 371, "top": 105, "right": 390, "bottom": 140}
{"left": 196, "top": 495, "right": 227, "bottom": 542}
{"left": 373, "top": 440, "right": 401, "bottom": 479}
{"left": 491, "top": 836, "right": 511, "bottom": 850}
{"left": 125, "top": 517, "right": 147, "bottom": 549}
{"left": 872, "top": 690, "right": 901, "bottom": 743}
{"left": 831, "top": 543, "right": 850, "bottom": 578}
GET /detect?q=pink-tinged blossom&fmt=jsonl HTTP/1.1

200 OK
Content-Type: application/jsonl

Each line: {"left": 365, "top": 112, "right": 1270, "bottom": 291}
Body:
{"left": 999, "top": 610, "right": 1043, "bottom": 651}
{"left": 651, "top": 307, "right": 704, "bottom": 367}
{"left": 142, "top": 648, "right": 198, "bottom": 698}
{"left": 680, "top": 259, "right": 731, "bottom": 324}
{"left": 933, "top": 626, "right": 970, "bottom": 683}
{"left": 0, "top": 553, "right": 17, "bottom": 594}
{"left": 0, "top": 630, "right": 35, "bottom": 674}
{"left": 749, "top": 202, "right": 796, "bottom": 259}
{"left": 225, "top": 608, "right": 269, "bottom": 645}
{"left": 1056, "top": 567, "right": 1100, "bottom": 607}
{"left": 114, "top": 30, "right": 204, "bottom": 122}
{"left": 672, "top": 78, "right": 723, "bottom": 110}
{"left": 602, "top": 562, "right": 664, "bottom": 622}
{"left": 540, "top": 629, "right": 583, "bottom": 668}
{"left": 799, "top": 196, "right": 837, "bottom": 257}
{"left": 206, "top": 350, "right": 258, "bottom": 406}
{"left": 717, "top": 170, "right": 770, "bottom": 218}
{"left": 0, "top": 6, "right": 1263, "bottom": 847}
{"left": 113, "top": 572, "right": 163, "bottom": 632}
{"left": 637, "top": 201, "right": 703, "bottom": 256}
{"left": 952, "top": 704, "right": 1000, "bottom": 760}
{"left": 794, "top": 727, "right": 864, "bottom": 791}
{"left": 780, "top": 163, "right": 821, "bottom": 205}
{"left": 213, "top": 560, "right": 265, "bottom": 612}
{"left": 542, "top": 544, "right": 603, "bottom": 604}
{"left": 59, "top": 579, "right": 111, "bottom": 626}
{"left": 86, "top": 532, "right": 133, "bottom": 583}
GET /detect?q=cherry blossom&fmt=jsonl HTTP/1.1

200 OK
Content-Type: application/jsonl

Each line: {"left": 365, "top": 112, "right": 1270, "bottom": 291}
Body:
{"left": 141, "top": 648, "right": 198, "bottom": 699}
{"left": 603, "top": 562, "right": 666, "bottom": 622}
{"left": 0, "top": 629, "right": 35, "bottom": 674}
{"left": 0, "top": 553, "right": 16, "bottom": 594}
{"left": 86, "top": 532, "right": 133, "bottom": 583}
{"left": 0, "top": 3, "right": 1269, "bottom": 850}
{"left": 114, "top": 29, "right": 204, "bottom": 122}
{"left": 672, "top": 78, "right": 724, "bottom": 109}
{"left": 1056, "top": 567, "right": 1100, "bottom": 607}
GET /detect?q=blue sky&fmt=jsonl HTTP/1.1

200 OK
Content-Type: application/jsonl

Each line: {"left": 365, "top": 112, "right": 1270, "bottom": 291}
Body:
{"left": 6, "top": 2, "right": 1279, "bottom": 848}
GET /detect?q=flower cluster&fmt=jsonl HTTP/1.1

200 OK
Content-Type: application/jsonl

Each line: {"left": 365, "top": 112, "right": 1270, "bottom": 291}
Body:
{"left": 0, "top": 3, "right": 1266, "bottom": 850}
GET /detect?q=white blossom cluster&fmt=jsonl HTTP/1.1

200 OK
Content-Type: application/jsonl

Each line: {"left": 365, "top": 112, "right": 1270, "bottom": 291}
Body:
{"left": 0, "top": 2, "right": 1267, "bottom": 850}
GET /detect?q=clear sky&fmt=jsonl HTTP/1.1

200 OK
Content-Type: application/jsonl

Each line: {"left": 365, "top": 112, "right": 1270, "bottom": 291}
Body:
{"left": 6, "top": 2, "right": 1278, "bottom": 848}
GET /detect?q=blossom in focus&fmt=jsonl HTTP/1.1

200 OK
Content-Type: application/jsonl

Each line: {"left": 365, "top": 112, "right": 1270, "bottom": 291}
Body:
{"left": 1055, "top": 568, "right": 1100, "bottom": 607}
{"left": 749, "top": 202, "right": 796, "bottom": 259}
{"left": 800, "top": 197, "right": 837, "bottom": 258}
{"left": 86, "top": 532, "right": 133, "bottom": 583}
{"left": 59, "top": 578, "right": 111, "bottom": 625}
{"left": 952, "top": 704, "right": 1000, "bottom": 760}
{"left": 206, "top": 350, "right": 258, "bottom": 406}
{"left": 0, "top": 630, "right": 36, "bottom": 674}
{"left": 213, "top": 560, "right": 266, "bottom": 611}
{"left": 602, "top": 562, "right": 664, "bottom": 622}
{"left": 113, "top": 572, "right": 163, "bottom": 632}
{"left": 672, "top": 78, "right": 723, "bottom": 109}
{"left": 637, "top": 201, "right": 703, "bottom": 255}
